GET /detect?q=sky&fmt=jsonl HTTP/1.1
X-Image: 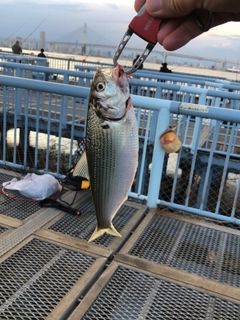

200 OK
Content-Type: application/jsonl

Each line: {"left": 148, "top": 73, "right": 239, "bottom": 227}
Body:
{"left": 0, "top": 0, "right": 240, "bottom": 63}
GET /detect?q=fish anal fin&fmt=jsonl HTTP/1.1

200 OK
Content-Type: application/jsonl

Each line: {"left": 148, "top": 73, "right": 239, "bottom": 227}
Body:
{"left": 88, "top": 225, "right": 122, "bottom": 243}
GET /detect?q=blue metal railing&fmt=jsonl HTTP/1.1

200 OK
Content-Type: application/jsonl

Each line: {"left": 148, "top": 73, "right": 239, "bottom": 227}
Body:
{"left": 0, "top": 61, "right": 93, "bottom": 84}
{"left": 0, "top": 73, "right": 240, "bottom": 225}
{"left": 1, "top": 62, "right": 240, "bottom": 117}
{"left": 75, "top": 65, "right": 240, "bottom": 91}
{"left": 2, "top": 61, "right": 240, "bottom": 93}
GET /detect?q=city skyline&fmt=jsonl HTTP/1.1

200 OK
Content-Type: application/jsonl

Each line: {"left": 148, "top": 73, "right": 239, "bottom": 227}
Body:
{"left": 0, "top": 0, "right": 239, "bottom": 62}
{"left": 1, "top": 32, "right": 238, "bottom": 71}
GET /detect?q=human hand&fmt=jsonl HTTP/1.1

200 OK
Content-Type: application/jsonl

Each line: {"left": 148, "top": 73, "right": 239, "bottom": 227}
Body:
{"left": 134, "top": 0, "right": 240, "bottom": 51}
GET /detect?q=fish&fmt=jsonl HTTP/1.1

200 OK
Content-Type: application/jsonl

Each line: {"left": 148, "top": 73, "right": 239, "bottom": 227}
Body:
{"left": 86, "top": 64, "right": 139, "bottom": 242}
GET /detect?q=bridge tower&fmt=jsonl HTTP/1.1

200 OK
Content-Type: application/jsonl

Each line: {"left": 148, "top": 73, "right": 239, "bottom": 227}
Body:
{"left": 82, "top": 23, "right": 87, "bottom": 55}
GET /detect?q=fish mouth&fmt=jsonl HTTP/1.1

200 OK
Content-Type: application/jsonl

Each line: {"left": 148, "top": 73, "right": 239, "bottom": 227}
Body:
{"left": 114, "top": 63, "right": 132, "bottom": 80}
{"left": 114, "top": 64, "right": 125, "bottom": 79}
{"left": 114, "top": 64, "right": 128, "bottom": 92}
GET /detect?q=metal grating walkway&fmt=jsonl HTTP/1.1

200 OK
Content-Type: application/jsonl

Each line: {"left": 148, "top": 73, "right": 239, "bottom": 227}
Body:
{"left": 70, "top": 263, "right": 240, "bottom": 320}
{"left": 1, "top": 168, "right": 240, "bottom": 319}
{"left": 70, "top": 209, "right": 240, "bottom": 320}
{"left": 0, "top": 238, "right": 105, "bottom": 319}
{"left": 48, "top": 196, "right": 143, "bottom": 247}
{"left": 127, "top": 213, "right": 240, "bottom": 287}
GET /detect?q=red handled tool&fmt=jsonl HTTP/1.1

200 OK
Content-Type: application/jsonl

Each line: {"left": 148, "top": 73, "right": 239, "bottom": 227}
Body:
{"left": 113, "top": 4, "right": 164, "bottom": 74}
{"left": 113, "top": 4, "right": 213, "bottom": 74}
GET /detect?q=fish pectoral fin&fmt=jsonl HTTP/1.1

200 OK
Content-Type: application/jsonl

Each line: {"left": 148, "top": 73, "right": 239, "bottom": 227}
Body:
{"left": 88, "top": 225, "right": 122, "bottom": 243}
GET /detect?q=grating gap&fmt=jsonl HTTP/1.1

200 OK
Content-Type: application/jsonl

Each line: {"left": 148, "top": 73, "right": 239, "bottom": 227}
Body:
{"left": 49, "top": 197, "right": 138, "bottom": 247}
{"left": 129, "top": 215, "right": 240, "bottom": 287}
{"left": 0, "top": 226, "right": 8, "bottom": 235}
{"left": 82, "top": 266, "right": 240, "bottom": 320}
{"left": 0, "top": 238, "right": 95, "bottom": 319}
{"left": 0, "top": 205, "right": 63, "bottom": 257}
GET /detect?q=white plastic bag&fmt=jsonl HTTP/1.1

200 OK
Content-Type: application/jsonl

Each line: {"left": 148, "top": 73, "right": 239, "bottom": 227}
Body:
{"left": 2, "top": 173, "right": 60, "bottom": 200}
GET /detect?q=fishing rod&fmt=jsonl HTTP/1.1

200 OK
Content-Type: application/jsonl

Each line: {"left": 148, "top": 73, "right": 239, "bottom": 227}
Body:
{"left": 83, "top": 26, "right": 113, "bottom": 62}
{"left": 4, "top": 22, "right": 27, "bottom": 43}
{"left": 83, "top": 36, "right": 104, "bottom": 61}
{"left": 22, "top": 14, "right": 51, "bottom": 45}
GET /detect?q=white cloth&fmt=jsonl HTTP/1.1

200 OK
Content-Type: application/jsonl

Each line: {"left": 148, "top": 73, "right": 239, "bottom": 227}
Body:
{"left": 2, "top": 173, "right": 60, "bottom": 200}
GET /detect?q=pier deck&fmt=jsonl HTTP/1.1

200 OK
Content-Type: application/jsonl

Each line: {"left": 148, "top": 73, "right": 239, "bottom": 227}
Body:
{"left": 0, "top": 167, "right": 240, "bottom": 319}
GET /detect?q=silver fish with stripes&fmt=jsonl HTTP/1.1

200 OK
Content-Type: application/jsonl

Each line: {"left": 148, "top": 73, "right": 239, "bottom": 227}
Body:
{"left": 86, "top": 64, "right": 139, "bottom": 242}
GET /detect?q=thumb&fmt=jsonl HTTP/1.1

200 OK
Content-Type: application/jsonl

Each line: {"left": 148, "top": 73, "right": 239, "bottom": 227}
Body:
{"left": 146, "top": 0, "right": 202, "bottom": 17}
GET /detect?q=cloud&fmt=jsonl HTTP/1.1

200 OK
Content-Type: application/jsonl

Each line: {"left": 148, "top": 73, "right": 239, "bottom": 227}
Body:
{"left": 210, "top": 22, "right": 240, "bottom": 36}
{"left": 105, "top": 3, "right": 118, "bottom": 9}
{"left": 229, "top": 35, "right": 240, "bottom": 41}
{"left": 0, "top": 0, "right": 239, "bottom": 64}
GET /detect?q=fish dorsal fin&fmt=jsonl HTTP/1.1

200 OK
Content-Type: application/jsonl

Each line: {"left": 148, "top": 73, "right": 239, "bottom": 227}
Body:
{"left": 73, "top": 151, "right": 89, "bottom": 180}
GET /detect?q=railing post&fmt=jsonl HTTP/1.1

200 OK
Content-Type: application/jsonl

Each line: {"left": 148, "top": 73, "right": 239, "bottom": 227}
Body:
{"left": 147, "top": 107, "right": 170, "bottom": 208}
{"left": 67, "top": 58, "right": 72, "bottom": 70}
{"left": 190, "top": 92, "right": 206, "bottom": 153}
{"left": 16, "top": 66, "right": 22, "bottom": 115}
{"left": 61, "top": 73, "right": 69, "bottom": 126}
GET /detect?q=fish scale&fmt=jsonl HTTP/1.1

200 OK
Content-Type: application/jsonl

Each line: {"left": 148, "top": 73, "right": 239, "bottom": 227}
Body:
{"left": 86, "top": 65, "right": 138, "bottom": 242}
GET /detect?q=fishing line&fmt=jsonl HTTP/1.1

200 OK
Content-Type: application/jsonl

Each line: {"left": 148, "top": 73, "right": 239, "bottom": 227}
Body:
{"left": 22, "top": 14, "right": 51, "bottom": 45}
{"left": 83, "top": 25, "right": 113, "bottom": 61}
{"left": 83, "top": 33, "right": 104, "bottom": 61}
{"left": 4, "top": 22, "right": 27, "bottom": 43}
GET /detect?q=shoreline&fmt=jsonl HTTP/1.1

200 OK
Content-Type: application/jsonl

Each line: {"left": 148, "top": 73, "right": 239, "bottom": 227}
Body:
{"left": 1, "top": 47, "right": 240, "bottom": 81}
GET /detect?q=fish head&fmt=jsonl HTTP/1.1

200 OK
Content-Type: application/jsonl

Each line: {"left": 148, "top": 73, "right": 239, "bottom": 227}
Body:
{"left": 90, "top": 64, "right": 131, "bottom": 120}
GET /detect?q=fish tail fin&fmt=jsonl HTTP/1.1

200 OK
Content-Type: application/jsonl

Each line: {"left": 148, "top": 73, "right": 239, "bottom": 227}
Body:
{"left": 88, "top": 225, "right": 122, "bottom": 243}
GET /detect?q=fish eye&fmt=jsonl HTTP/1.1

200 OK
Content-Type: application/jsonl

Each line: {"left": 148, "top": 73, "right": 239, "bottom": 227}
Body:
{"left": 96, "top": 82, "right": 105, "bottom": 92}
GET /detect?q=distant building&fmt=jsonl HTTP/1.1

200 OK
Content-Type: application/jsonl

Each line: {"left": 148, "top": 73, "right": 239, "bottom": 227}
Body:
{"left": 39, "top": 31, "right": 45, "bottom": 50}
{"left": 67, "top": 44, "right": 72, "bottom": 53}
{"left": 82, "top": 44, "right": 86, "bottom": 55}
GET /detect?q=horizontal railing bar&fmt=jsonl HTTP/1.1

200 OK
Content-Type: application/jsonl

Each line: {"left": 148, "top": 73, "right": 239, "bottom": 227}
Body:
{"left": 0, "top": 62, "right": 94, "bottom": 78}
{"left": 0, "top": 75, "right": 90, "bottom": 97}
{"left": 0, "top": 75, "right": 240, "bottom": 123}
